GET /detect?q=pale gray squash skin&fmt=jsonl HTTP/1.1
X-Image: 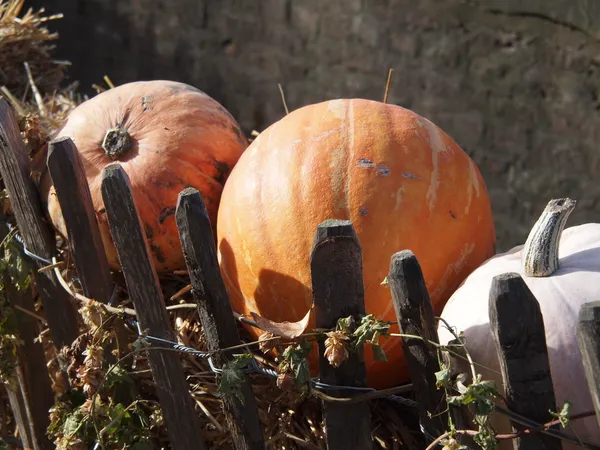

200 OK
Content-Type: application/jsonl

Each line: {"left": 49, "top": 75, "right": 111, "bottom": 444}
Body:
{"left": 438, "top": 199, "right": 600, "bottom": 450}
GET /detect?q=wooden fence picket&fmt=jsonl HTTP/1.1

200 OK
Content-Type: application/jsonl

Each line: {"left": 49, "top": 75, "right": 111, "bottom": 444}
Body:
{"left": 577, "top": 301, "right": 600, "bottom": 429}
{"left": 176, "top": 187, "right": 265, "bottom": 450}
{"left": 100, "top": 163, "right": 207, "bottom": 450}
{"left": 388, "top": 249, "right": 447, "bottom": 441}
{"left": 0, "top": 97, "right": 78, "bottom": 349}
{"left": 310, "top": 219, "right": 372, "bottom": 450}
{"left": 489, "top": 272, "right": 561, "bottom": 450}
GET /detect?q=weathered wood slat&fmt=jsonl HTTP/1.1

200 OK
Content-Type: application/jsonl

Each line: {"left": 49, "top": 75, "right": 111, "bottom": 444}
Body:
{"left": 4, "top": 277, "right": 54, "bottom": 450}
{"left": 47, "top": 137, "right": 128, "bottom": 362}
{"left": 310, "top": 219, "right": 372, "bottom": 450}
{"left": 577, "top": 301, "right": 600, "bottom": 429}
{"left": 100, "top": 163, "right": 207, "bottom": 450}
{"left": 0, "top": 217, "right": 53, "bottom": 450}
{"left": 388, "top": 250, "right": 446, "bottom": 440}
{"left": 489, "top": 272, "right": 560, "bottom": 450}
{"left": 4, "top": 371, "right": 32, "bottom": 449}
{"left": 0, "top": 97, "right": 78, "bottom": 348}
{"left": 47, "top": 136, "right": 114, "bottom": 303}
{"left": 176, "top": 187, "right": 265, "bottom": 450}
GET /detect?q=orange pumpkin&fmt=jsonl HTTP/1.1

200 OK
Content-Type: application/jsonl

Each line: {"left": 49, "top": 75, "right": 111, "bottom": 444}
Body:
{"left": 36, "top": 80, "right": 247, "bottom": 273}
{"left": 216, "top": 98, "right": 496, "bottom": 388}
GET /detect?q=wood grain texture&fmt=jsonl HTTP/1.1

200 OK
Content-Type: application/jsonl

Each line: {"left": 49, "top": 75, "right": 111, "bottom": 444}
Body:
{"left": 4, "top": 277, "right": 54, "bottom": 450}
{"left": 47, "top": 136, "right": 129, "bottom": 362}
{"left": 577, "top": 301, "right": 600, "bottom": 429}
{"left": 0, "top": 217, "right": 53, "bottom": 449}
{"left": 388, "top": 250, "right": 446, "bottom": 440}
{"left": 0, "top": 97, "right": 78, "bottom": 348}
{"left": 47, "top": 136, "right": 114, "bottom": 303}
{"left": 101, "top": 163, "right": 207, "bottom": 450}
{"left": 310, "top": 219, "right": 372, "bottom": 450}
{"left": 489, "top": 272, "right": 560, "bottom": 450}
{"left": 176, "top": 187, "right": 265, "bottom": 450}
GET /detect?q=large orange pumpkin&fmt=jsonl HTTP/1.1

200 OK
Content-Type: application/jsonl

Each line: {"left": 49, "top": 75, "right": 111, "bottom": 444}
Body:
{"left": 36, "top": 80, "right": 247, "bottom": 273}
{"left": 216, "top": 98, "right": 496, "bottom": 388}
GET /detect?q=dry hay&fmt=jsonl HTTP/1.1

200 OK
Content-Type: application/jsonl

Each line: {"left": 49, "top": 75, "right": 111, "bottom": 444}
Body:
{"left": 0, "top": 1, "right": 424, "bottom": 448}
{"left": 40, "top": 263, "right": 423, "bottom": 449}
{"left": 0, "top": 0, "right": 65, "bottom": 96}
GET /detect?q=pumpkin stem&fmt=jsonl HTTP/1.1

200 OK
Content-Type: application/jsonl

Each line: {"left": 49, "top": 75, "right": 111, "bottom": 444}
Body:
{"left": 102, "top": 126, "right": 133, "bottom": 159}
{"left": 521, "top": 198, "right": 576, "bottom": 277}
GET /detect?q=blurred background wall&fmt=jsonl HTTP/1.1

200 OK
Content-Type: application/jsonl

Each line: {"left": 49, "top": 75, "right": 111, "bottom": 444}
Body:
{"left": 29, "top": 0, "right": 600, "bottom": 252}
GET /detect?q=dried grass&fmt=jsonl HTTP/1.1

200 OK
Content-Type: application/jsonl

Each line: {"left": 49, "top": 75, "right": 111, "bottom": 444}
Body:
{"left": 0, "top": 0, "right": 65, "bottom": 98}
{"left": 0, "top": 0, "right": 83, "bottom": 160}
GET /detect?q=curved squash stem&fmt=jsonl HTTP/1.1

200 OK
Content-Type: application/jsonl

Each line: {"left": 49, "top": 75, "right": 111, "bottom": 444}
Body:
{"left": 521, "top": 198, "right": 576, "bottom": 277}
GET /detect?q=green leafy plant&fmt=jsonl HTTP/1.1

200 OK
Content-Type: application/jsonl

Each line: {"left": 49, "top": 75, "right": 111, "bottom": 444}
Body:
{"left": 215, "top": 353, "right": 254, "bottom": 404}
{"left": 0, "top": 227, "right": 31, "bottom": 381}
{"left": 276, "top": 339, "right": 313, "bottom": 393}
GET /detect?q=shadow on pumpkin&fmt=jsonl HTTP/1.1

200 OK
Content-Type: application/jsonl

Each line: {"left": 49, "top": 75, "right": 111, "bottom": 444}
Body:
{"left": 554, "top": 246, "right": 600, "bottom": 275}
{"left": 217, "top": 237, "right": 322, "bottom": 366}
{"left": 217, "top": 237, "right": 313, "bottom": 324}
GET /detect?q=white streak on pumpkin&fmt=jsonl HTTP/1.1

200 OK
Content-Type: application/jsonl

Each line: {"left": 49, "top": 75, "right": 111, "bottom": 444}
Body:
{"left": 464, "top": 159, "right": 481, "bottom": 214}
{"left": 312, "top": 128, "right": 341, "bottom": 142}
{"left": 345, "top": 100, "right": 357, "bottom": 217}
{"left": 468, "top": 158, "right": 481, "bottom": 197}
{"left": 394, "top": 185, "right": 405, "bottom": 211}
{"left": 329, "top": 101, "right": 350, "bottom": 215}
{"left": 431, "top": 241, "right": 475, "bottom": 301}
{"left": 327, "top": 99, "right": 346, "bottom": 119}
{"left": 421, "top": 118, "right": 448, "bottom": 212}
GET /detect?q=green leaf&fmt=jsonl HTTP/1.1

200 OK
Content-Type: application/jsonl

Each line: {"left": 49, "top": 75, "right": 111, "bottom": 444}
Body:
{"left": 371, "top": 343, "right": 388, "bottom": 361}
{"left": 335, "top": 316, "right": 354, "bottom": 333}
{"left": 473, "top": 423, "right": 497, "bottom": 450}
{"left": 215, "top": 354, "right": 254, "bottom": 403}
{"left": 62, "top": 409, "right": 85, "bottom": 438}
{"left": 352, "top": 314, "right": 391, "bottom": 348}
{"left": 278, "top": 340, "right": 313, "bottom": 392}
{"left": 550, "top": 401, "right": 571, "bottom": 428}
{"left": 435, "top": 367, "right": 451, "bottom": 389}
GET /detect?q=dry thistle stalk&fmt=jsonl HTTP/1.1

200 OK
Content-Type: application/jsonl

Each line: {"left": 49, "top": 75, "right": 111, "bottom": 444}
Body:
{"left": 76, "top": 344, "right": 104, "bottom": 396}
{"left": 258, "top": 331, "right": 279, "bottom": 353}
{"left": 79, "top": 301, "right": 106, "bottom": 333}
{"left": 324, "top": 330, "right": 350, "bottom": 368}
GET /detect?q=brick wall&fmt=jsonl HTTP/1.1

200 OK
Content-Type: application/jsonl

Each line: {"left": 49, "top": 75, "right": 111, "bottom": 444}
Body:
{"left": 31, "top": 0, "right": 600, "bottom": 251}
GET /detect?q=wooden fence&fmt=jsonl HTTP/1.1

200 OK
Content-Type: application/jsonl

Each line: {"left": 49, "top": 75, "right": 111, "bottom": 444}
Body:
{"left": 0, "top": 94, "right": 600, "bottom": 450}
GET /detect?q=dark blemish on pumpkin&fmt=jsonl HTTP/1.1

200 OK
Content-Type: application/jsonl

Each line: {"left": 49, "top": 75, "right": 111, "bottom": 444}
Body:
{"left": 377, "top": 166, "right": 391, "bottom": 176}
{"left": 231, "top": 125, "right": 246, "bottom": 145}
{"left": 144, "top": 223, "right": 154, "bottom": 239}
{"left": 358, "top": 159, "right": 390, "bottom": 176}
{"left": 142, "top": 96, "right": 152, "bottom": 112}
{"left": 150, "top": 243, "right": 166, "bottom": 263}
{"left": 403, "top": 172, "right": 419, "bottom": 180}
{"left": 360, "top": 208, "right": 368, "bottom": 216}
{"left": 159, "top": 206, "right": 176, "bottom": 224}
{"left": 154, "top": 179, "right": 175, "bottom": 189}
{"left": 213, "top": 160, "right": 229, "bottom": 185}
{"left": 449, "top": 210, "right": 456, "bottom": 219}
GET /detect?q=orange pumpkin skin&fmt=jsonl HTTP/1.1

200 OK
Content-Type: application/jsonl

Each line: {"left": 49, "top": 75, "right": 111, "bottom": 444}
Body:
{"left": 216, "top": 99, "right": 496, "bottom": 388}
{"left": 38, "top": 80, "right": 247, "bottom": 273}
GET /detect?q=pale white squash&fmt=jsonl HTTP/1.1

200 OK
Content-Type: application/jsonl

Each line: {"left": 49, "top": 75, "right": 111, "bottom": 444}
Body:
{"left": 438, "top": 198, "right": 600, "bottom": 449}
